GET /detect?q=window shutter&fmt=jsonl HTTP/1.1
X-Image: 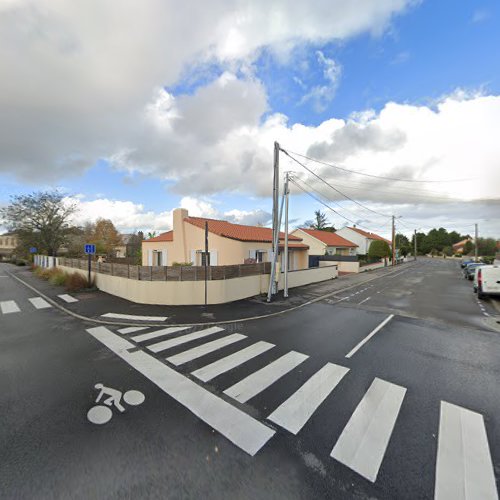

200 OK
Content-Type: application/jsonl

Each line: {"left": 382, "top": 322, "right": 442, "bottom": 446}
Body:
{"left": 210, "top": 250, "right": 218, "bottom": 266}
{"left": 147, "top": 249, "right": 153, "bottom": 266}
{"left": 249, "top": 249, "right": 256, "bottom": 259}
{"left": 161, "top": 250, "right": 167, "bottom": 266}
{"left": 190, "top": 250, "right": 196, "bottom": 265}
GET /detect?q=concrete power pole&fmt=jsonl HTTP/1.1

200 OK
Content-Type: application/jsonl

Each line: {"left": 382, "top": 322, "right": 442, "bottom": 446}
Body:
{"left": 267, "top": 142, "right": 281, "bottom": 302}
{"left": 392, "top": 215, "right": 396, "bottom": 266}
{"left": 414, "top": 229, "right": 417, "bottom": 261}
{"left": 475, "top": 223, "right": 479, "bottom": 262}
{"left": 283, "top": 172, "right": 290, "bottom": 298}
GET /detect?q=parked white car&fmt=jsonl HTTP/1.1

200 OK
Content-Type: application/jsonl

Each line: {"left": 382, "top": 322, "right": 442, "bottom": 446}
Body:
{"left": 473, "top": 265, "right": 493, "bottom": 292}
{"left": 477, "top": 265, "right": 500, "bottom": 300}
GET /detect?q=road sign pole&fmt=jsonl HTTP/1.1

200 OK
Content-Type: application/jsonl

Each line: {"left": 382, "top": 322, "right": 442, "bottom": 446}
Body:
{"left": 88, "top": 253, "right": 91, "bottom": 287}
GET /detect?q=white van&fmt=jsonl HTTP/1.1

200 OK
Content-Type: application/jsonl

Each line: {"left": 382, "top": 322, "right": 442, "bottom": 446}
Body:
{"left": 473, "top": 265, "right": 493, "bottom": 292}
{"left": 477, "top": 265, "right": 500, "bottom": 299}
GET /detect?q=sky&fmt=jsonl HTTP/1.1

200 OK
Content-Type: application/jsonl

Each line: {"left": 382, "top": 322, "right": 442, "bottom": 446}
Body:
{"left": 1, "top": 0, "right": 499, "bottom": 240}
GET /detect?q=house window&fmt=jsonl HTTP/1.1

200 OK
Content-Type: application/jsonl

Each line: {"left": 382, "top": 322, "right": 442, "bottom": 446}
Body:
{"left": 152, "top": 250, "right": 162, "bottom": 266}
{"left": 255, "top": 251, "right": 265, "bottom": 263}
{"left": 196, "top": 250, "right": 210, "bottom": 266}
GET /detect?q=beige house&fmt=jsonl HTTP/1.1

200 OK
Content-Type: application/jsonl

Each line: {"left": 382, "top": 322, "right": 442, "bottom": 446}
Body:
{"left": 335, "top": 226, "right": 392, "bottom": 255}
{"left": 292, "top": 228, "right": 357, "bottom": 256}
{"left": 0, "top": 233, "right": 18, "bottom": 259}
{"left": 142, "top": 208, "right": 309, "bottom": 270}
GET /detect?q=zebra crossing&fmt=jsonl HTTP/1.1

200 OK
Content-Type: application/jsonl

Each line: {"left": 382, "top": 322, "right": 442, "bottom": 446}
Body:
{"left": 0, "top": 294, "right": 80, "bottom": 315}
{"left": 102, "top": 322, "right": 498, "bottom": 496}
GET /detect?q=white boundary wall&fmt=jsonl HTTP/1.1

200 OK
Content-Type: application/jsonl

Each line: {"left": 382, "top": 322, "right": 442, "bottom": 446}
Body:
{"left": 55, "top": 263, "right": 338, "bottom": 305}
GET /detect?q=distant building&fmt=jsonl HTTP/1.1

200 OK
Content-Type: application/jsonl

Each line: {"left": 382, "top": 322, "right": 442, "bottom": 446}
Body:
{"left": 291, "top": 228, "right": 358, "bottom": 256}
{"left": 335, "top": 226, "right": 391, "bottom": 255}
{"left": 452, "top": 238, "right": 473, "bottom": 254}
{"left": 0, "top": 233, "right": 18, "bottom": 259}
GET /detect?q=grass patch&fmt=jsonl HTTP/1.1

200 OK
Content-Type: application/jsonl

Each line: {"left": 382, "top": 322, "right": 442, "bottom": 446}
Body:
{"left": 65, "top": 272, "right": 91, "bottom": 292}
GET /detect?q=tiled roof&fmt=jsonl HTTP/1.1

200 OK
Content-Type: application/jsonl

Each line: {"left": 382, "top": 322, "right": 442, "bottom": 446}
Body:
{"left": 347, "top": 227, "right": 391, "bottom": 245}
{"left": 144, "top": 230, "right": 173, "bottom": 242}
{"left": 278, "top": 243, "right": 309, "bottom": 250}
{"left": 452, "top": 238, "right": 471, "bottom": 250}
{"left": 185, "top": 217, "right": 302, "bottom": 243}
{"left": 298, "top": 228, "right": 358, "bottom": 247}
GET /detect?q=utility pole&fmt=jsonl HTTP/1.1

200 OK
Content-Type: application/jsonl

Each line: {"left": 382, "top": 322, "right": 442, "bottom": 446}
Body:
{"left": 475, "top": 223, "right": 479, "bottom": 262}
{"left": 414, "top": 229, "right": 417, "bottom": 261}
{"left": 272, "top": 142, "right": 280, "bottom": 292}
{"left": 392, "top": 215, "right": 396, "bottom": 266}
{"left": 284, "top": 172, "right": 290, "bottom": 298}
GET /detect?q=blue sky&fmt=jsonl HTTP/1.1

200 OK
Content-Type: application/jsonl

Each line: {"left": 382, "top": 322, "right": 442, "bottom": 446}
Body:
{"left": 1, "top": 1, "right": 499, "bottom": 237}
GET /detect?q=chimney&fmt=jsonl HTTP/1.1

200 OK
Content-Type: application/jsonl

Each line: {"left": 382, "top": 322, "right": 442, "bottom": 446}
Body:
{"left": 173, "top": 208, "right": 189, "bottom": 261}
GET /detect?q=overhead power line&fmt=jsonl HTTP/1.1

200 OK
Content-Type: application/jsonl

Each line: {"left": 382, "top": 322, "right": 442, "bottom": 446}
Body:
{"left": 285, "top": 149, "right": 474, "bottom": 183}
{"left": 281, "top": 149, "right": 392, "bottom": 220}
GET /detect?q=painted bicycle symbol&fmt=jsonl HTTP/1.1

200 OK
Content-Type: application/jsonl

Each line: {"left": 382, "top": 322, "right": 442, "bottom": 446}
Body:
{"left": 87, "top": 383, "right": 145, "bottom": 425}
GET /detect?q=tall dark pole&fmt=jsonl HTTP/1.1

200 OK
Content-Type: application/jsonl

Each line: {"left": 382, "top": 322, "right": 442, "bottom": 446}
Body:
{"left": 204, "top": 221, "right": 208, "bottom": 307}
{"left": 88, "top": 253, "right": 91, "bottom": 287}
{"left": 414, "top": 229, "right": 417, "bottom": 261}
{"left": 392, "top": 215, "right": 396, "bottom": 266}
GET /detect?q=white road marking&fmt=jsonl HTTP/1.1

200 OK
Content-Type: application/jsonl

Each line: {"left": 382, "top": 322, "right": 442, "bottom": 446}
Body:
{"left": 192, "top": 341, "right": 275, "bottom": 382}
{"left": 58, "top": 294, "right": 78, "bottom": 303}
{"left": 0, "top": 300, "right": 20, "bottom": 314}
{"left": 330, "top": 378, "right": 406, "bottom": 482}
{"left": 101, "top": 312, "right": 168, "bottom": 321}
{"left": 358, "top": 297, "right": 371, "bottom": 305}
{"left": 118, "top": 326, "right": 149, "bottom": 334}
{"left": 167, "top": 334, "right": 246, "bottom": 366}
{"left": 148, "top": 326, "right": 224, "bottom": 353}
{"left": 132, "top": 326, "right": 190, "bottom": 343}
{"left": 268, "top": 362, "right": 349, "bottom": 434}
{"left": 86, "top": 326, "right": 274, "bottom": 455}
{"left": 28, "top": 297, "right": 52, "bottom": 309}
{"left": 345, "top": 314, "right": 394, "bottom": 359}
{"left": 224, "top": 351, "right": 309, "bottom": 403}
{"left": 435, "top": 401, "right": 498, "bottom": 500}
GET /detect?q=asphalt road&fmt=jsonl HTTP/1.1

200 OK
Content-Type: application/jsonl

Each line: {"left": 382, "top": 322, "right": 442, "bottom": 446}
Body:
{"left": 1, "top": 259, "right": 499, "bottom": 499}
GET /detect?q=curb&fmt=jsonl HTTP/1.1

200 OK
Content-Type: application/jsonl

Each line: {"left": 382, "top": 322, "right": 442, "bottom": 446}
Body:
{"left": 7, "top": 263, "right": 417, "bottom": 328}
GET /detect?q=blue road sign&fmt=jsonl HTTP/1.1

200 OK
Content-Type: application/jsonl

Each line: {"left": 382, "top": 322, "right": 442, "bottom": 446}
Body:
{"left": 29, "top": 247, "right": 37, "bottom": 254}
{"left": 84, "top": 244, "right": 96, "bottom": 255}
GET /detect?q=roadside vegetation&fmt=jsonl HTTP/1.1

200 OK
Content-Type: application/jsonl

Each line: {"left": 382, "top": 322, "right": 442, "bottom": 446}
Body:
{"left": 32, "top": 265, "right": 92, "bottom": 292}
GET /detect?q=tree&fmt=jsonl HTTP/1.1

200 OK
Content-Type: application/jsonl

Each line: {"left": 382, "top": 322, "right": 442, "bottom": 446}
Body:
{"left": 90, "top": 219, "right": 122, "bottom": 256}
{"left": 310, "top": 210, "right": 329, "bottom": 230}
{"left": 463, "top": 240, "right": 474, "bottom": 255}
{"left": 395, "top": 233, "right": 411, "bottom": 257}
{"left": 0, "top": 191, "right": 77, "bottom": 256}
{"left": 126, "top": 231, "right": 144, "bottom": 264}
{"left": 147, "top": 231, "right": 157, "bottom": 239}
{"left": 368, "top": 240, "right": 391, "bottom": 260}
{"left": 476, "top": 237, "right": 497, "bottom": 256}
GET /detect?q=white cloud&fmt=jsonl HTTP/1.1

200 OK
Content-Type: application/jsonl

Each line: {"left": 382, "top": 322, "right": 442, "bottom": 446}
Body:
{"left": 300, "top": 51, "right": 342, "bottom": 112}
{"left": 0, "top": 0, "right": 415, "bottom": 181}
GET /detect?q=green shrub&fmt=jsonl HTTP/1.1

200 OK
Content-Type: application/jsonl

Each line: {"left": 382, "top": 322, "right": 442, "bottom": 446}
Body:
{"left": 172, "top": 261, "right": 193, "bottom": 267}
{"left": 65, "top": 272, "right": 90, "bottom": 292}
{"left": 48, "top": 269, "right": 67, "bottom": 286}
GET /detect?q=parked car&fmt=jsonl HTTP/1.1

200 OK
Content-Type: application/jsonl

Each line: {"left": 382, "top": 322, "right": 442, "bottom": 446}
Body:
{"left": 463, "top": 262, "right": 482, "bottom": 280}
{"left": 477, "top": 265, "right": 500, "bottom": 299}
{"left": 461, "top": 258, "right": 474, "bottom": 268}
{"left": 473, "top": 265, "right": 494, "bottom": 292}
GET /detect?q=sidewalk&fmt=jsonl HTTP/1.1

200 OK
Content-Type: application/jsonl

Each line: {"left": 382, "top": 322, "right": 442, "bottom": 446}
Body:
{"left": 7, "top": 262, "right": 415, "bottom": 326}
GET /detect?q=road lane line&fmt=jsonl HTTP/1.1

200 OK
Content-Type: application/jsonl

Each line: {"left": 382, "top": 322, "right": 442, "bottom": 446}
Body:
{"left": 345, "top": 314, "right": 394, "bottom": 359}
{"left": 166, "top": 334, "right": 246, "bottom": 366}
{"left": 132, "top": 326, "right": 190, "bottom": 342}
{"left": 148, "top": 326, "right": 224, "bottom": 353}
{"left": 58, "top": 294, "right": 78, "bottom": 303}
{"left": 330, "top": 378, "right": 406, "bottom": 482}
{"left": 358, "top": 297, "right": 371, "bottom": 305}
{"left": 268, "top": 362, "right": 349, "bottom": 434}
{"left": 192, "top": 341, "right": 275, "bottom": 382}
{"left": 0, "top": 300, "right": 20, "bottom": 314}
{"left": 435, "top": 401, "right": 498, "bottom": 500}
{"left": 86, "top": 326, "right": 274, "bottom": 456}
{"left": 117, "top": 326, "right": 149, "bottom": 334}
{"left": 28, "top": 297, "right": 52, "bottom": 309}
{"left": 101, "top": 312, "right": 168, "bottom": 321}
{"left": 224, "top": 351, "right": 309, "bottom": 403}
